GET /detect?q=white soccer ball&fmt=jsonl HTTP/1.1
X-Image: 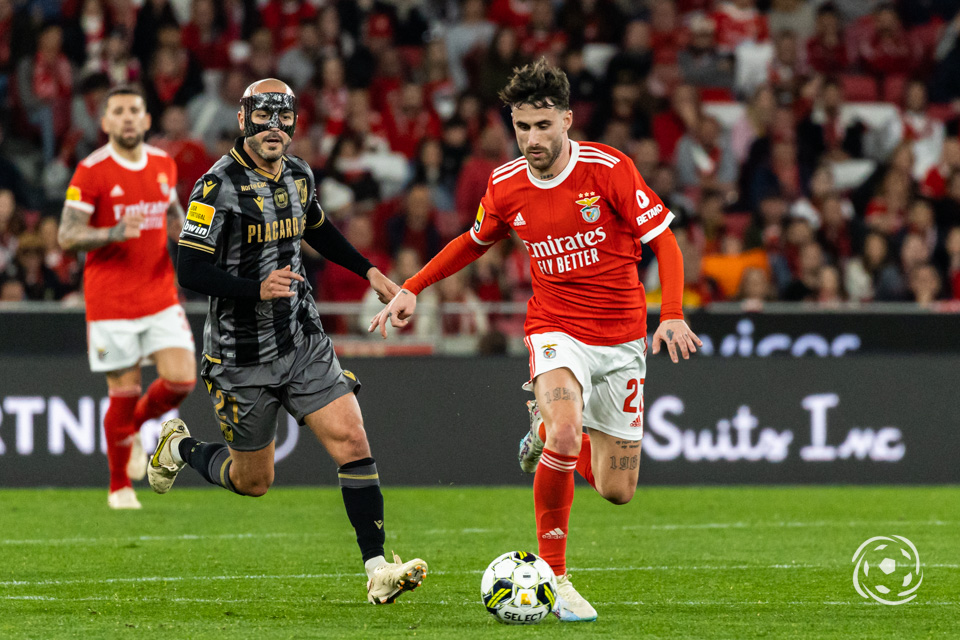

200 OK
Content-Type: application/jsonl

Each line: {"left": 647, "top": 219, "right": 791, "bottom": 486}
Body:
{"left": 480, "top": 551, "right": 557, "bottom": 625}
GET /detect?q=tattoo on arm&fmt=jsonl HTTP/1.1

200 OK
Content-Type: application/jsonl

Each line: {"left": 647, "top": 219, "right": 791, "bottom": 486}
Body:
{"left": 542, "top": 387, "right": 576, "bottom": 405}
{"left": 58, "top": 206, "right": 121, "bottom": 252}
{"left": 666, "top": 329, "right": 675, "bottom": 341}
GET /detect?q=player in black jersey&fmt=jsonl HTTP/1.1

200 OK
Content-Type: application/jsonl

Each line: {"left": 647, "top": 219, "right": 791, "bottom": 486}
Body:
{"left": 148, "top": 78, "right": 426, "bottom": 604}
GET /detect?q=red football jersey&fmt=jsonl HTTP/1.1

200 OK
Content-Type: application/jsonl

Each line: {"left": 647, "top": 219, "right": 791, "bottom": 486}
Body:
{"left": 472, "top": 141, "right": 675, "bottom": 345}
{"left": 66, "top": 143, "right": 179, "bottom": 321}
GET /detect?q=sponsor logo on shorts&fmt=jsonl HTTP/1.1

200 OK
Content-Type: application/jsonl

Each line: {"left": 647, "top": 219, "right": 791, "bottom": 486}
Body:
{"left": 576, "top": 192, "right": 601, "bottom": 223}
{"left": 630, "top": 415, "right": 643, "bottom": 429}
{"left": 542, "top": 344, "right": 557, "bottom": 359}
{"left": 184, "top": 201, "right": 215, "bottom": 237}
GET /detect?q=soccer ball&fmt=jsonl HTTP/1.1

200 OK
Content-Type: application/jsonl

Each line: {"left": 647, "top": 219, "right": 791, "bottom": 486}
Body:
{"left": 480, "top": 551, "right": 557, "bottom": 625}
{"left": 852, "top": 535, "right": 924, "bottom": 604}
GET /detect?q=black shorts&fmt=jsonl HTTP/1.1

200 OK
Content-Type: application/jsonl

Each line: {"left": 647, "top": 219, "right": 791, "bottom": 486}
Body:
{"left": 200, "top": 332, "right": 360, "bottom": 451}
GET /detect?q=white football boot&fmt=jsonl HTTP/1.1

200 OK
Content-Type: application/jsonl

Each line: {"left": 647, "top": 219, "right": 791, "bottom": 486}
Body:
{"left": 126, "top": 432, "right": 147, "bottom": 481}
{"left": 554, "top": 574, "right": 598, "bottom": 622}
{"left": 107, "top": 487, "right": 142, "bottom": 510}
{"left": 148, "top": 419, "right": 190, "bottom": 494}
{"left": 518, "top": 400, "right": 545, "bottom": 473}
{"left": 366, "top": 553, "right": 428, "bottom": 604}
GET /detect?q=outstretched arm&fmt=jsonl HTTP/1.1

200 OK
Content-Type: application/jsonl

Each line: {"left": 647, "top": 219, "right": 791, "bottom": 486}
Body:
{"left": 647, "top": 228, "right": 702, "bottom": 363}
{"left": 58, "top": 205, "right": 143, "bottom": 252}
{"left": 369, "top": 231, "right": 493, "bottom": 338}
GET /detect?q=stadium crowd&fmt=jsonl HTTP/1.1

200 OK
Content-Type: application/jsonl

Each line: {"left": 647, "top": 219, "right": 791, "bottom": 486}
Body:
{"left": 2, "top": 0, "right": 960, "bottom": 333}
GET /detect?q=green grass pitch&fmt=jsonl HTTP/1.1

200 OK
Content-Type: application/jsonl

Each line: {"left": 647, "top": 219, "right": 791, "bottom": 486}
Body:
{"left": 1, "top": 486, "right": 957, "bottom": 639}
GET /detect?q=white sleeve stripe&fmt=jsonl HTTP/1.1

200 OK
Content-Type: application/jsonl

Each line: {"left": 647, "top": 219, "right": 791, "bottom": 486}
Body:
{"left": 492, "top": 165, "right": 527, "bottom": 184}
{"left": 579, "top": 147, "right": 619, "bottom": 163}
{"left": 578, "top": 157, "right": 615, "bottom": 168}
{"left": 470, "top": 228, "right": 495, "bottom": 246}
{"left": 492, "top": 157, "right": 526, "bottom": 176}
{"left": 65, "top": 201, "right": 95, "bottom": 213}
{"left": 639, "top": 211, "right": 675, "bottom": 244}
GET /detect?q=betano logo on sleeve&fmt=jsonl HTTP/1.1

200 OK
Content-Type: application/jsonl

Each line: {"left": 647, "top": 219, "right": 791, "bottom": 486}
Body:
{"left": 183, "top": 201, "right": 216, "bottom": 237}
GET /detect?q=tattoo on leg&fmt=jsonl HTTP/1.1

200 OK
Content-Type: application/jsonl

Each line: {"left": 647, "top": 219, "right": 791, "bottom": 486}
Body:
{"left": 609, "top": 455, "right": 640, "bottom": 471}
{"left": 615, "top": 439, "right": 642, "bottom": 450}
{"left": 542, "top": 387, "right": 576, "bottom": 404}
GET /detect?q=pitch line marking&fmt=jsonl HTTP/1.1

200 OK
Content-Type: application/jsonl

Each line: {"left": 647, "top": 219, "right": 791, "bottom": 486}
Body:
{"left": 2, "top": 565, "right": 958, "bottom": 588}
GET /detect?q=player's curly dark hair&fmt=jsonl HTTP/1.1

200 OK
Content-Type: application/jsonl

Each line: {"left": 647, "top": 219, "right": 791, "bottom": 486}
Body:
{"left": 498, "top": 57, "right": 570, "bottom": 111}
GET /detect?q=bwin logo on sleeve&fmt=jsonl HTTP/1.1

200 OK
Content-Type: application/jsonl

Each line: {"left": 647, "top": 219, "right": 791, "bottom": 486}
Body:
{"left": 852, "top": 535, "right": 923, "bottom": 605}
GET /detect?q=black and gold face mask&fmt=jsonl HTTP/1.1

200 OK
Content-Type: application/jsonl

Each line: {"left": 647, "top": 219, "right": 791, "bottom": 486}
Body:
{"left": 240, "top": 92, "right": 298, "bottom": 138}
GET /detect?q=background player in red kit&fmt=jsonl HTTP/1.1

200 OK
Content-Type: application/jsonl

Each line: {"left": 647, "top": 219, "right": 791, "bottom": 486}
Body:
{"left": 59, "top": 87, "right": 196, "bottom": 510}
{"left": 371, "top": 59, "right": 701, "bottom": 621}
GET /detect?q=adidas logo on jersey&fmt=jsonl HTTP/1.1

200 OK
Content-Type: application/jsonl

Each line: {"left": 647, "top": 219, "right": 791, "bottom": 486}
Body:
{"left": 541, "top": 528, "right": 566, "bottom": 539}
{"left": 512, "top": 212, "right": 526, "bottom": 227}
{"left": 110, "top": 184, "right": 125, "bottom": 197}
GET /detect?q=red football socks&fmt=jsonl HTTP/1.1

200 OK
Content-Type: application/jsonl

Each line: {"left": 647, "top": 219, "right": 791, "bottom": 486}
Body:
{"left": 104, "top": 390, "right": 139, "bottom": 492}
{"left": 576, "top": 432, "right": 596, "bottom": 489}
{"left": 133, "top": 378, "right": 194, "bottom": 429}
{"left": 535, "top": 448, "right": 578, "bottom": 576}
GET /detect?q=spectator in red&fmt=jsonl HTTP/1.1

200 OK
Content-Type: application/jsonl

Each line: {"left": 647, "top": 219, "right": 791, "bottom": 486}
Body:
{"left": 648, "top": 0, "right": 688, "bottom": 65}
{"left": 384, "top": 82, "right": 443, "bottom": 159}
{"left": 806, "top": 2, "right": 848, "bottom": 74}
{"left": 521, "top": 0, "right": 568, "bottom": 60}
{"left": 865, "top": 169, "right": 913, "bottom": 236}
{"left": 143, "top": 42, "right": 204, "bottom": 122}
{"left": 16, "top": 23, "right": 74, "bottom": 162}
{"left": 815, "top": 194, "right": 854, "bottom": 261}
{"left": 454, "top": 124, "right": 509, "bottom": 229}
{"left": 436, "top": 268, "right": 490, "bottom": 336}
{"left": 898, "top": 79, "right": 945, "bottom": 179}
{"left": 151, "top": 105, "right": 211, "bottom": 208}
{"left": 38, "top": 216, "right": 78, "bottom": 291}
{"left": 859, "top": 3, "right": 915, "bottom": 76}
{"left": 317, "top": 56, "right": 350, "bottom": 138}
{"left": 921, "top": 138, "right": 960, "bottom": 199}
{"left": 318, "top": 214, "right": 391, "bottom": 331}
{"left": 675, "top": 115, "right": 738, "bottom": 195}
{"left": 488, "top": 0, "right": 532, "bottom": 30}
{"left": 386, "top": 183, "right": 442, "bottom": 261}
{"left": 422, "top": 39, "right": 458, "bottom": 122}
{"left": 260, "top": 0, "right": 317, "bottom": 53}
{"left": 75, "top": 0, "right": 110, "bottom": 65}
{"left": 557, "top": 0, "right": 625, "bottom": 47}
{"left": 84, "top": 27, "right": 141, "bottom": 86}
{"left": 181, "top": 0, "right": 231, "bottom": 70}
{"left": 652, "top": 83, "right": 700, "bottom": 163}
{"left": 0, "top": 0, "right": 14, "bottom": 77}
{"left": 767, "top": 29, "right": 806, "bottom": 99}
{"left": 713, "top": 0, "right": 769, "bottom": 54}
{"left": 132, "top": 0, "right": 179, "bottom": 70}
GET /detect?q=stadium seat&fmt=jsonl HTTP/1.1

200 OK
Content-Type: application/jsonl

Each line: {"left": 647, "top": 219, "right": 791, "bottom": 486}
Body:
{"left": 840, "top": 74, "right": 879, "bottom": 102}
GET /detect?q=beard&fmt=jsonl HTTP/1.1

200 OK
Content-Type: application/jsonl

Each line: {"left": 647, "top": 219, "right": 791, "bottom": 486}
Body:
{"left": 248, "top": 133, "right": 292, "bottom": 162}
{"left": 524, "top": 136, "right": 563, "bottom": 172}
{"left": 113, "top": 131, "right": 144, "bottom": 150}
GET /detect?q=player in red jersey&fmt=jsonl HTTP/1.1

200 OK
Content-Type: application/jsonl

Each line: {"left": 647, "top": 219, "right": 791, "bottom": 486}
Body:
{"left": 59, "top": 87, "right": 196, "bottom": 510}
{"left": 371, "top": 59, "right": 701, "bottom": 621}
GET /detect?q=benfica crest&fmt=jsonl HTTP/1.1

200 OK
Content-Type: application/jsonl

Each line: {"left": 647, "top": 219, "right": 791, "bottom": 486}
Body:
{"left": 576, "top": 192, "right": 601, "bottom": 223}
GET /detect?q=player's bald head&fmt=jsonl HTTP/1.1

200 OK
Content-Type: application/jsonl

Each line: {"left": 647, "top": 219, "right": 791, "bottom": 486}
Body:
{"left": 242, "top": 78, "right": 295, "bottom": 99}
{"left": 239, "top": 78, "right": 298, "bottom": 138}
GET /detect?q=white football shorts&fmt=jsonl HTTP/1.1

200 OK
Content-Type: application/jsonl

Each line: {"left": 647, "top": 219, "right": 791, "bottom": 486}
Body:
{"left": 87, "top": 304, "right": 195, "bottom": 372}
{"left": 523, "top": 331, "right": 647, "bottom": 440}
